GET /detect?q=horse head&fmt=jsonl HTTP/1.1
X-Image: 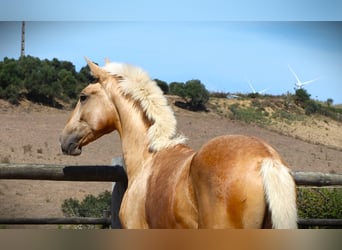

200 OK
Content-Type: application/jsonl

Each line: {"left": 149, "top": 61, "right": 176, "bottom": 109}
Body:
{"left": 60, "top": 58, "right": 119, "bottom": 155}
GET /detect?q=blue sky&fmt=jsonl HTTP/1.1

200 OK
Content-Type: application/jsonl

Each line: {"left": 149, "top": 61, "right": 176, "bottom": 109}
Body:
{"left": 1, "top": 1, "right": 342, "bottom": 103}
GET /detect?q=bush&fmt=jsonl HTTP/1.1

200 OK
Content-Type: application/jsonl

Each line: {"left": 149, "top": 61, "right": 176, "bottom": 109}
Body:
{"left": 1, "top": 84, "right": 21, "bottom": 104}
{"left": 61, "top": 191, "right": 112, "bottom": 229}
{"left": 297, "top": 187, "right": 342, "bottom": 228}
{"left": 170, "top": 80, "right": 209, "bottom": 111}
{"left": 169, "top": 81, "right": 185, "bottom": 96}
{"left": 295, "top": 88, "right": 311, "bottom": 106}
{"left": 62, "top": 191, "right": 111, "bottom": 218}
{"left": 228, "top": 103, "right": 268, "bottom": 125}
{"left": 154, "top": 78, "right": 169, "bottom": 94}
{"left": 305, "top": 100, "right": 321, "bottom": 115}
{"left": 184, "top": 79, "right": 209, "bottom": 111}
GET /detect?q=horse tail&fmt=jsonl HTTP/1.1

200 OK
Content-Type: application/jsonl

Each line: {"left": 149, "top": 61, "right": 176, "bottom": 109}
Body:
{"left": 260, "top": 158, "right": 297, "bottom": 229}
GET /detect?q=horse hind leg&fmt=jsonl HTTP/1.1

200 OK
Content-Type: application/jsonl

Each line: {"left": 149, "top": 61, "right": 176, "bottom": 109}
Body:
{"left": 261, "top": 158, "right": 298, "bottom": 229}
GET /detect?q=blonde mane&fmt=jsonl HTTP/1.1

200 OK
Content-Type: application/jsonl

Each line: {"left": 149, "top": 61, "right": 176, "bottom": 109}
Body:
{"left": 102, "top": 62, "right": 187, "bottom": 151}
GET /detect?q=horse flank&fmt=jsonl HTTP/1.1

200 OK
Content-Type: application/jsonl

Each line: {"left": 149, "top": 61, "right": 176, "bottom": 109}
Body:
{"left": 102, "top": 62, "right": 187, "bottom": 151}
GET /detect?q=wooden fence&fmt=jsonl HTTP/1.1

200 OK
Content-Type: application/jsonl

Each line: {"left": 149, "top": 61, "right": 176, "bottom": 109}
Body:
{"left": 0, "top": 162, "right": 341, "bottom": 228}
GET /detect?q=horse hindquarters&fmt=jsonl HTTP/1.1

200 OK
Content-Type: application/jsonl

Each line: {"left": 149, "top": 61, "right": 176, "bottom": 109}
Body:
{"left": 190, "top": 135, "right": 297, "bottom": 229}
{"left": 190, "top": 136, "right": 269, "bottom": 228}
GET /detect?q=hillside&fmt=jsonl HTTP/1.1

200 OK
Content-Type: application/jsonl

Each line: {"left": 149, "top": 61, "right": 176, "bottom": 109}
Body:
{"left": 205, "top": 96, "right": 342, "bottom": 150}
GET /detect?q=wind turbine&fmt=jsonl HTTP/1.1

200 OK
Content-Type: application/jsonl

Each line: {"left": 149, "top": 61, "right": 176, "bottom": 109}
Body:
{"left": 247, "top": 80, "right": 268, "bottom": 94}
{"left": 288, "top": 64, "right": 319, "bottom": 90}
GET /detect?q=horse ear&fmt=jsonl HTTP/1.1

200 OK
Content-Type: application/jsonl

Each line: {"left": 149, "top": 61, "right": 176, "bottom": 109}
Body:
{"left": 104, "top": 58, "right": 111, "bottom": 65}
{"left": 85, "top": 57, "right": 108, "bottom": 81}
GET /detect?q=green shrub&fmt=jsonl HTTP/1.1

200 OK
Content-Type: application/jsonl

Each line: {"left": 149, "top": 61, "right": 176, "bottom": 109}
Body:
{"left": 305, "top": 100, "right": 321, "bottom": 115}
{"left": 297, "top": 187, "right": 342, "bottom": 228}
{"left": 1, "top": 84, "right": 21, "bottom": 104}
{"left": 272, "top": 110, "right": 305, "bottom": 124}
{"left": 62, "top": 191, "right": 111, "bottom": 218}
{"left": 154, "top": 78, "right": 169, "bottom": 94}
{"left": 61, "top": 191, "right": 111, "bottom": 228}
{"left": 0, "top": 56, "right": 89, "bottom": 108}
{"left": 228, "top": 103, "right": 268, "bottom": 125}
{"left": 295, "top": 88, "right": 311, "bottom": 106}
{"left": 170, "top": 80, "right": 209, "bottom": 111}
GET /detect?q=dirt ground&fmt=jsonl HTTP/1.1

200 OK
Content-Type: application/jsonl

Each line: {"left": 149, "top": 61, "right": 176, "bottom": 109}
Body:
{"left": 0, "top": 100, "right": 341, "bottom": 228}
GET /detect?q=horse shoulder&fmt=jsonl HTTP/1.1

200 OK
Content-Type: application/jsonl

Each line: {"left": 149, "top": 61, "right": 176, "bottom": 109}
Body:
{"left": 145, "top": 145, "right": 198, "bottom": 228}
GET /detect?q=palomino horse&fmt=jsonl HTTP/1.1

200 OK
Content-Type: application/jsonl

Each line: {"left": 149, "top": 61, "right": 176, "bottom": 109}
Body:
{"left": 60, "top": 58, "right": 297, "bottom": 229}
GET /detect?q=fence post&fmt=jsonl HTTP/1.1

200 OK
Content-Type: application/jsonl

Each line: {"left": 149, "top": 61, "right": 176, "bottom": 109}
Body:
{"left": 101, "top": 210, "right": 111, "bottom": 229}
{"left": 110, "top": 157, "right": 127, "bottom": 229}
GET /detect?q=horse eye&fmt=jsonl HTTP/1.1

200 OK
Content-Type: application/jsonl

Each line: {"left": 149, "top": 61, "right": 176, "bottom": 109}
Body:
{"left": 79, "top": 94, "right": 88, "bottom": 103}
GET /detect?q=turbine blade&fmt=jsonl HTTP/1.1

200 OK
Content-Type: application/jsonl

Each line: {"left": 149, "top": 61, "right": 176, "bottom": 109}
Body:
{"left": 302, "top": 78, "right": 319, "bottom": 85}
{"left": 248, "top": 82, "right": 256, "bottom": 93}
{"left": 259, "top": 88, "right": 268, "bottom": 94}
{"left": 288, "top": 64, "right": 301, "bottom": 83}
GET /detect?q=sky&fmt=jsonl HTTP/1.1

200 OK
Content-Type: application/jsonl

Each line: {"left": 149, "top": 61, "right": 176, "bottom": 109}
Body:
{"left": 0, "top": 1, "right": 342, "bottom": 103}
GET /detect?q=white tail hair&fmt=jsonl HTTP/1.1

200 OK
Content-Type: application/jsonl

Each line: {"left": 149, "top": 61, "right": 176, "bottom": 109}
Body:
{"left": 261, "top": 158, "right": 297, "bottom": 229}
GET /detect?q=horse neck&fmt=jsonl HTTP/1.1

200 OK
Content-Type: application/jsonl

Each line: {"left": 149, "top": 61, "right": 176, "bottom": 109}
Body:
{"left": 110, "top": 88, "right": 152, "bottom": 178}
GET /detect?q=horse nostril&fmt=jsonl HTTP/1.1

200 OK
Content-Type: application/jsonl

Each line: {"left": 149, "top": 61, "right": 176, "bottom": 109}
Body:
{"left": 60, "top": 134, "right": 82, "bottom": 156}
{"left": 61, "top": 142, "right": 82, "bottom": 156}
{"left": 60, "top": 141, "right": 70, "bottom": 155}
{"left": 60, "top": 142, "right": 68, "bottom": 154}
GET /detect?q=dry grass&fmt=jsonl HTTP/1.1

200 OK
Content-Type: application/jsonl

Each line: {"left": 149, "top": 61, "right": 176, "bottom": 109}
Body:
{"left": 206, "top": 96, "right": 342, "bottom": 151}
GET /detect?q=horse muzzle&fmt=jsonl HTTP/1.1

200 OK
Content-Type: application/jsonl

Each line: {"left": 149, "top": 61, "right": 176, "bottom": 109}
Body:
{"left": 59, "top": 133, "right": 82, "bottom": 156}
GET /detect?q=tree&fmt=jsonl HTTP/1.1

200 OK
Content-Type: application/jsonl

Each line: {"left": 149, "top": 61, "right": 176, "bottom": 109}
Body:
{"left": 169, "top": 81, "right": 185, "bottom": 96}
{"left": 154, "top": 78, "right": 169, "bottom": 94}
{"left": 58, "top": 69, "right": 78, "bottom": 99}
{"left": 0, "top": 56, "right": 91, "bottom": 108}
{"left": 169, "top": 80, "right": 209, "bottom": 111}
{"left": 294, "top": 88, "right": 311, "bottom": 107}
{"left": 184, "top": 79, "right": 209, "bottom": 111}
{"left": 78, "top": 65, "right": 95, "bottom": 83}
{"left": 326, "top": 98, "right": 334, "bottom": 107}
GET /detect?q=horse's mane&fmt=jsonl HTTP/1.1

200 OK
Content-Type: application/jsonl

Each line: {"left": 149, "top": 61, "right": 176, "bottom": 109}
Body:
{"left": 102, "top": 62, "right": 187, "bottom": 152}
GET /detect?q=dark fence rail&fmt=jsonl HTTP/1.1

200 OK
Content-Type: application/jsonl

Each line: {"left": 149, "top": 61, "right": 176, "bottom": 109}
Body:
{"left": 0, "top": 163, "right": 341, "bottom": 228}
{"left": 297, "top": 219, "right": 342, "bottom": 228}
{"left": 1, "top": 218, "right": 340, "bottom": 228}
{"left": 0, "top": 163, "right": 127, "bottom": 182}
{"left": 0, "top": 217, "right": 110, "bottom": 225}
{"left": 1, "top": 163, "right": 341, "bottom": 186}
{"left": 292, "top": 170, "right": 342, "bottom": 186}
